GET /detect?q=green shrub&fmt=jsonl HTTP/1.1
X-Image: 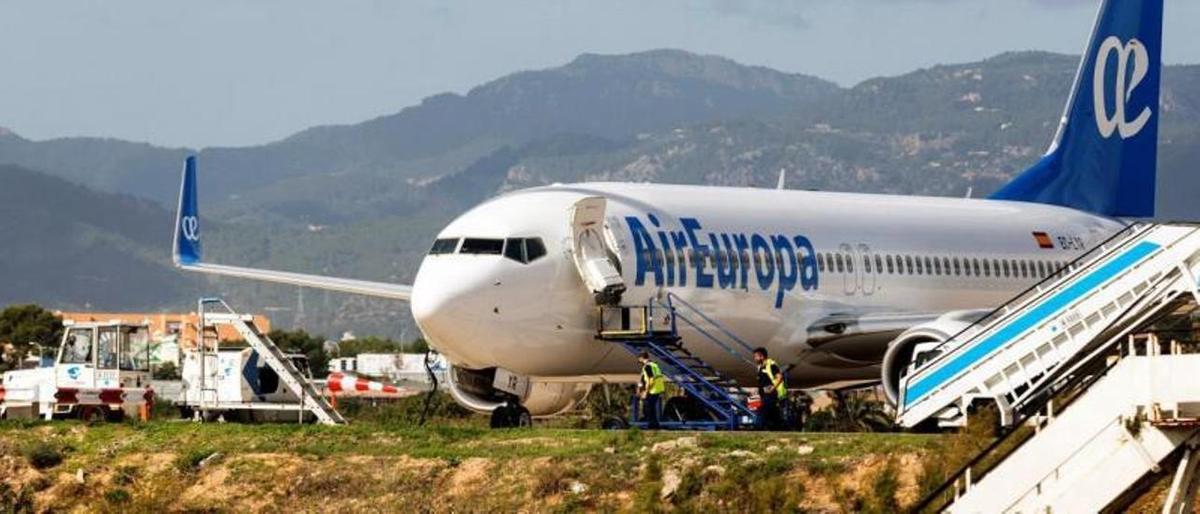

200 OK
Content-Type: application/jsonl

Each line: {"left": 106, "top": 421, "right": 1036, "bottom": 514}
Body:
{"left": 104, "top": 488, "right": 131, "bottom": 504}
{"left": 174, "top": 448, "right": 217, "bottom": 473}
{"left": 23, "top": 442, "right": 63, "bottom": 469}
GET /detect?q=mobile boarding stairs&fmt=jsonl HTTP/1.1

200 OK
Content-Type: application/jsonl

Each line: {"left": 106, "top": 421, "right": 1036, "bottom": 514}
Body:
{"left": 188, "top": 298, "right": 346, "bottom": 426}
{"left": 597, "top": 293, "right": 763, "bottom": 430}
{"left": 897, "top": 223, "right": 1200, "bottom": 513}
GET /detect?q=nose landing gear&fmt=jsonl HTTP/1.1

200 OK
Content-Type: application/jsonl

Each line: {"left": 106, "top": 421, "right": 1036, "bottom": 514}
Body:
{"left": 489, "top": 396, "right": 532, "bottom": 428}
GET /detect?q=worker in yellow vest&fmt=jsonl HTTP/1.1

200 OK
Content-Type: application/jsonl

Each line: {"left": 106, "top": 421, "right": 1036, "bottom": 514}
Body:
{"left": 753, "top": 347, "right": 786, "bottom": 430}
{"left": 638, "top": 351, "right": 665, "bottom": 429}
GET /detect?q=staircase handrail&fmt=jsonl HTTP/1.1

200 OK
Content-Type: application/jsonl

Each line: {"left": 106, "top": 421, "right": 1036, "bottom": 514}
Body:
{"left": 648, "top": 294, "right": 758, "bottom": 370}
{"left": 904, "top": 222, "right": 1150, "bottom": 380}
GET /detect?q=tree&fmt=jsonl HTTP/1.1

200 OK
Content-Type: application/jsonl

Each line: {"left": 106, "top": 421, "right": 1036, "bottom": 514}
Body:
{"left": 0, "top": 304, "right": 63, "bottom": 371}
{"left": 337, "top": 336, "right": 402, "bottom": 357}
{"left": 267, "top": 329, "right": 329, "bottom": 378}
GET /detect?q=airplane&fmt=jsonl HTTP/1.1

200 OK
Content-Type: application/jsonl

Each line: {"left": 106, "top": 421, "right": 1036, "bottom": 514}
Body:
{"left": 172, "top": 0, "right": 1163, "bottom": 426}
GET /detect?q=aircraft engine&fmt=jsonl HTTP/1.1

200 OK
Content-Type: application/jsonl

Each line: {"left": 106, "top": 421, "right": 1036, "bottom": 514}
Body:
{"left": 880, "top": 310, "right": 987, "bottom": 405}
{"left": 446, "top": 366, "right": 591, "bottom": 417}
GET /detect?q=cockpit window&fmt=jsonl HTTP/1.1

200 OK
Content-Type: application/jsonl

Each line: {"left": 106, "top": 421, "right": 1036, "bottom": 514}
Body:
{"left": 525, "top": 238, "right": 547, "bottom": 262}
{"left": 503, "top": 237, "right": 548, "bottom": 264}
{"left": 460, "top": 238, "right": 504, "bottom": 255}
{"left": 429, "top": 238, "right": 459, "bottom": 255}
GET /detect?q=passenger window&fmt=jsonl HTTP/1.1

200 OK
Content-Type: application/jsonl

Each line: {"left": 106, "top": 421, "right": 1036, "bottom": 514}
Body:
{"left": 886, "top": 255, "right": 895, "bottom": 274}
{"left": 835, "top": 254, "right": 844, "bottom": 273}
{"left": 845, "top": 253, "right": 855, "bottom": 273}
{"left": 983, "top": 259, "right": 991, "bottom": 277}
{"left": 461, "top": 238, "right": 504, "bottom": 255}
{"left": 818, "top": 253, "right": 827, "bottom": 272}
{"left": 973, "top": 258, "right": 981, "bottom": 277}
{"left": 864, "top": 255, "right": 873, "bottom": 273}
{"left": 429, "top": 238, "right": 459, "bottom": 255}
{"left": 905, "top": 256, "right": 914, "bottom": 274}
{"left": 933, "top": 257, "right": 942, "bottom": 275}
{"left": 915, "top": 256, "right": 924, "bottom": 275}
{"left": 875, "top": 255, "right": 883, "bottom": 274}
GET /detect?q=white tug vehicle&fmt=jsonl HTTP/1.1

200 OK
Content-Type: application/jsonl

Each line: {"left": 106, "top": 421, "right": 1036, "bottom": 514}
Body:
{"left": 0, "top": 320, "right": 154, "bottom": 421}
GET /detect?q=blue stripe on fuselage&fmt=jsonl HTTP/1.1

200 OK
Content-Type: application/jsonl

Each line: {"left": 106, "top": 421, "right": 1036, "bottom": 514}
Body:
{"left": 902, "top": 240, "right": 1160, "bottom": 407}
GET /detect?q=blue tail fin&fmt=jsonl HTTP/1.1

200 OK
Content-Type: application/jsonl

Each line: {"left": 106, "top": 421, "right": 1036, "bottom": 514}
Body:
{"left": 173, "top": 156, "right": 202, "bottom": 265}
{"left": 990, "top": 0, "right": 1162, "bottom": 217}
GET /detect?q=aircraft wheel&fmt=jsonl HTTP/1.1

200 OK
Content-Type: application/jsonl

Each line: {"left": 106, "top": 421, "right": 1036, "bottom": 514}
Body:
{"left": 490, "top": 403, "right": 532, "bottom": 428}
{"left": 515, "top": 406, "right": 532, "bottom": 428}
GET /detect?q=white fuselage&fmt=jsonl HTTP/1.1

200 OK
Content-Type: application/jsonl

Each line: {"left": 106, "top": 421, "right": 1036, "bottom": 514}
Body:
{"left": 410, "top": 183, "right": 1124, "bottom": 386}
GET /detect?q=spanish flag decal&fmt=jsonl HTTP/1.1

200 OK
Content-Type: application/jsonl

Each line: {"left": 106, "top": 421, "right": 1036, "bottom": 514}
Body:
{"left": 1033, "top": 232, "right": 1054, "bottom": 249}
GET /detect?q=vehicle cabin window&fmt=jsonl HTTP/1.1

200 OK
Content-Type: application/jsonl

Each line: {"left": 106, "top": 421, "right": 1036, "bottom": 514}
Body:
{"left": 835, "top": 254, "right": 845, "bottom": 273}
{"left": 973, "top": 258, "right": 981, "bottom": 277}
{"left": 886, "top": 255, "right": 895, "bottom": 274}
{"left": 875, "top": 255, "right": 883, "bottom": 274}
{"left": 460, "top": 238, "right": 504, "bottom": 255}
{"left": 933, "top": 257, "right": 942, "bottom": 275}
{"left": 120, "top": 326, "right": 151, "bottom": 372}
{"left": 429, "top": 238, "right": 459, "bottom": 255}
{"left": 97, "top": 328, "right": 118, "bottom": 369}
{"left": 982, "top": 259, "right": 991, "bottom": 277}
{"left": 905, "top": 255, "right": 914, "bottom": 274}
{"left": 845, "top": 253, "right": 855, "bottom": 273}
{"left": 62, "top": 328, "right": 93, "bottom": 365}
{"left": 817, "top": 253, "right": 826, "bottom": 272}
{"left": 1037, "top": 261, "right": 1046, "bottom": 277}
{"left": 864, "top": 255, "right": 873, "bottom": 273}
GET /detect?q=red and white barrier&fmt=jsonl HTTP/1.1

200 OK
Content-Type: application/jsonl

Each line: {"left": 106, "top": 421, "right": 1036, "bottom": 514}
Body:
{"left": 326, "top": 372, "right": 401, "bottom": 395}
{"left": 53, "top": 387, "right": 154, "bottom": 406}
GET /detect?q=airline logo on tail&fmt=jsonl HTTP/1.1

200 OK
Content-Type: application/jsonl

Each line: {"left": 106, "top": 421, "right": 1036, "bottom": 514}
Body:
{"left": 1094, "top": 36, "right": 1152, "bottom": 139}
{"left": 181, "top": 216, "right": 200, "bottom": 242}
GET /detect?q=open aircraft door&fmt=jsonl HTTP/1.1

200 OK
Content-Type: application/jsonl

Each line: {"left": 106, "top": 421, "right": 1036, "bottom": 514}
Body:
{"left": 569, "top": 197, "right": 626, "bottom": 305}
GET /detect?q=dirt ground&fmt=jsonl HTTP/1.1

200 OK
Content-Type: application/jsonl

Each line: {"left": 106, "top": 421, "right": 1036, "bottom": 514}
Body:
{"left": 0, "top": 421, "right": 939, "bottom": 513}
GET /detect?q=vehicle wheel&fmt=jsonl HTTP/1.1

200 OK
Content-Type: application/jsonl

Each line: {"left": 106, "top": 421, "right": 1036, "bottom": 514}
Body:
{"left": 78, "top": 406, "right": 102, "bottom": 423}
{"left": 104, "top": 408, "right": 126, "bottom": 423}
{"left": 601, "top": 416, "right": 628, "bottom": 430}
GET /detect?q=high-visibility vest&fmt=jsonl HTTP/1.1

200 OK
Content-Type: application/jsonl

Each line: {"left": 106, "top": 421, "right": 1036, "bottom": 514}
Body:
{"left": 760, "top": 358, "right": 786, "bottom": 397}
{"left": 642, "top": 361, "right": 666, "bottom": 395}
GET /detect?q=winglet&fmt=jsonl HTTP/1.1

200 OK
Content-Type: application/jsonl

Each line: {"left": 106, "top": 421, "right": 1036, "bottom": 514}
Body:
{"left": 173, "top": 156, "right": 202, "bottom": 266}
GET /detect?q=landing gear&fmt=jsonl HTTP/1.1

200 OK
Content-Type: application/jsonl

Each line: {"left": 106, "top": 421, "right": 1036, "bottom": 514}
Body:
{"left": 490, "top": 400, "right": 532, "bottom": 429}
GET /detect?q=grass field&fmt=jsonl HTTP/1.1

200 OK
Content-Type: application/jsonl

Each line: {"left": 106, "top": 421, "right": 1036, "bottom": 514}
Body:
{"left": 1, "top": 396, "right": 1176, "bottom": 513}
{"left": 0, "top": 409, "right": 949, "bottom": 513}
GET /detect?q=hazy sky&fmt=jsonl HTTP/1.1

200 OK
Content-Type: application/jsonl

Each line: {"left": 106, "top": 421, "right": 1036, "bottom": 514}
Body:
{"left": 2, "top": 0, "right": 1197, "bottom": 148}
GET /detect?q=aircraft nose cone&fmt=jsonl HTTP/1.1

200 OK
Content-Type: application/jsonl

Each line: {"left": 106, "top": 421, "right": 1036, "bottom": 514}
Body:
{"left": 410, "top": 258, "right": 497, "bottom": 368}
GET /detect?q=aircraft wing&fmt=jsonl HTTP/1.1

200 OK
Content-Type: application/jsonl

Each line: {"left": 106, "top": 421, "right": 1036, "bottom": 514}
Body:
{"left": 172, "top": 156, "right": 413, "bottom": 301}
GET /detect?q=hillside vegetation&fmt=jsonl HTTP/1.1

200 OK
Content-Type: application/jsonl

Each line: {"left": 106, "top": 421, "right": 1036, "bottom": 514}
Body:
{"left": 1, "top": 50, "right": 1198, "bottom": 337}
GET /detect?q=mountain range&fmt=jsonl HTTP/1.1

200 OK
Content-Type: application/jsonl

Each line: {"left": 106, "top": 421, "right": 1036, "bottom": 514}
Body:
{"left": 1, "top": 49, "right": 1197, "bottom": 339}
